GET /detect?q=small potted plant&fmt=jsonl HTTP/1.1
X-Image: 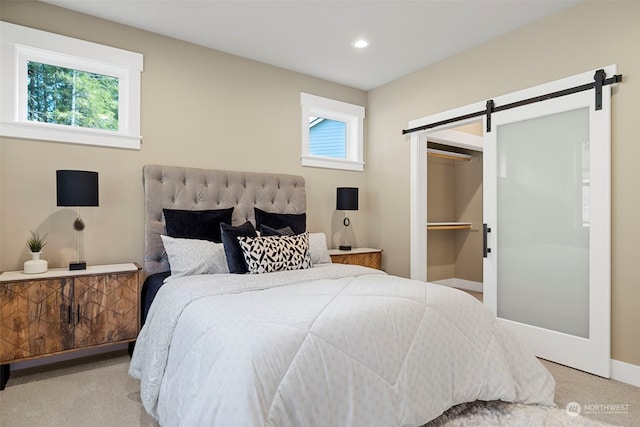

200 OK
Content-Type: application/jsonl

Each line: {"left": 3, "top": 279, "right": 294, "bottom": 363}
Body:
{"left": 24, "top": 230, "right": 48, "bottom": 274}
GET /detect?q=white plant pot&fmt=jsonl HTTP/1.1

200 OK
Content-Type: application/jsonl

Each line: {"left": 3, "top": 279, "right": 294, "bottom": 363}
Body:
{"left": 24, "top": 251, "right": 48, "bottom": 274}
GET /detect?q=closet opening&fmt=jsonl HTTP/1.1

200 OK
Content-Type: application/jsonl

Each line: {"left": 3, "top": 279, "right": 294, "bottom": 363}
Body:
{"left": 425, "top": 123, "right": 483, "bottom": 299}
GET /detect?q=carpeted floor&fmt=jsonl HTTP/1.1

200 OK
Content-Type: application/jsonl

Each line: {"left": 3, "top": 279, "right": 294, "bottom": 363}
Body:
{"left": 0, "top": 350, "right": 638, "bottom": 426}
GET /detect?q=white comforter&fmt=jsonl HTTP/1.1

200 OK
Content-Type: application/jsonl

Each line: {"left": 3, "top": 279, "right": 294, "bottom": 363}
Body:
{"left": 129, "top": 264, "right": 554, "bottom": 427}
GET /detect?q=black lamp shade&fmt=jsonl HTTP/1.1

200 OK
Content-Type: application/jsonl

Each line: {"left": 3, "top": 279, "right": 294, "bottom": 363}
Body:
{"left": 56, "top": 170, "right": 99, "bottom": 207}
{"left": 336, "top": 187, "right": 358, "bottom": 211}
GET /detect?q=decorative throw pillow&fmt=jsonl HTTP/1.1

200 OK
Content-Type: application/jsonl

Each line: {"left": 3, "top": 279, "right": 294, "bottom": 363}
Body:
{"left": 259, "top": 224, "right": 295, "bottom": 236}
{"left": 238, "top": 233, "right": 312, "bottom": 274}
{"left": 220, "top": 221, "right": 258, "bottom": 274}
{"left": 161, "top": 235, "right": 229, "bottom": 279}
{"left": 309, "top": 232, "right": 332, "bottom": 264}
{"left": 254, "top": 207, "right": 306, "bottom": 235}
{"left": 163, "top": 207, "right": 233, "bottom": 243}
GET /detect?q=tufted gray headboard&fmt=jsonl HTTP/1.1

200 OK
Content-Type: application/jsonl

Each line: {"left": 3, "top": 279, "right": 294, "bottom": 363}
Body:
{"left": 143, "top": 164, "right": 306, "bottom": 278}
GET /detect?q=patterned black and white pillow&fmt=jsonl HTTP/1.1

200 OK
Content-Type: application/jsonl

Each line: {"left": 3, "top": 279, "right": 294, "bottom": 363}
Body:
{"left": 238, "top": 232, "right": 312, "bottom": 274}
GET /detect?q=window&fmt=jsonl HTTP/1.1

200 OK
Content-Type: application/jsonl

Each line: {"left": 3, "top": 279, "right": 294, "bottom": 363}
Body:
{"left": 27, "top": 61, "right": 119, "bottom": 131}
{"left": 0, "top": 22, "right": 143, "bottom": 150}
{"left": 300, "top": 93, "right": 365, "bottom": 171}
{"left": 309, "top": 117, "right": 346, "bottom": 158}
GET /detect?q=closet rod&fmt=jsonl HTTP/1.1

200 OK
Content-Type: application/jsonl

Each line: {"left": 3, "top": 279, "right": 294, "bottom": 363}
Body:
{"left": 427, "top": 148, "right": 471, "bottom": 161}
{"left": 402, "top": 69, "right": 622, "bottom": 136}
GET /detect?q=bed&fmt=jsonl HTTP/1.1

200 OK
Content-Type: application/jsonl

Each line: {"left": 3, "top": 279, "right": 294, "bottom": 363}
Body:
{"left": 129, "top": 164, "right": 555, "bottom": 427}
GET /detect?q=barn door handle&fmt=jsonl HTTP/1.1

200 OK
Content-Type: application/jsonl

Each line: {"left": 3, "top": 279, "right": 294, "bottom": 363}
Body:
{"left": 483, "top": 224, "right": 492, "bottom": 258}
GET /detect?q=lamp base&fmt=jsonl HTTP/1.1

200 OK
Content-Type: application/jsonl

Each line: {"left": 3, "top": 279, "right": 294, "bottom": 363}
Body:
{"left": 339, "top": 245, "right": 352, "bottom": 251}
{"left": 69, "top": 261, "right": 87, "bottom": 271}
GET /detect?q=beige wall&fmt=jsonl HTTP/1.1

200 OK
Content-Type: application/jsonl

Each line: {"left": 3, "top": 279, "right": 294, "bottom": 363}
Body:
{"left": 426, "top": 157, "right": 456, "bottom": 281}
{"left": 0, "top": 1, "right": 368, "bottom": 271}
{"left": 367, "top": 1, "right": 640, "bottom": 365}
{"left": 426, "top": 152, "right": 483, "bottom": 283}
{"left": 453, "top": 152, "right": 482, "bottom": 283}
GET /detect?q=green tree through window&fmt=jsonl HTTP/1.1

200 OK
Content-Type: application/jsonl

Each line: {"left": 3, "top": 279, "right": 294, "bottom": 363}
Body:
{"left": 27, "top": 61, "right": 119, "bottom": 131}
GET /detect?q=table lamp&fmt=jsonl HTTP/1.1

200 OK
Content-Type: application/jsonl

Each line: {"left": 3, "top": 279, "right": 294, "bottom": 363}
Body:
{"left": 56, "top": 170, "right": 99, "bottom": 270}
{"left": 336, "top": 187, "right": 358, "bottom": 251}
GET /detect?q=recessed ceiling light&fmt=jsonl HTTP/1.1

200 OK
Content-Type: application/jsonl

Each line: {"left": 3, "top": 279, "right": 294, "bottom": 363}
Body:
{"left": 352, "top": 39, "right": 370, "bottom": 49}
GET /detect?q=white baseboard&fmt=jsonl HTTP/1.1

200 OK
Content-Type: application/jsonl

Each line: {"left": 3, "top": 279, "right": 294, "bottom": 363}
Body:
{"left": 611, "top": 359, "right": 640, "bottom": 388}
{"left": 431, "top": 278, "right": 483, "bottom": 293}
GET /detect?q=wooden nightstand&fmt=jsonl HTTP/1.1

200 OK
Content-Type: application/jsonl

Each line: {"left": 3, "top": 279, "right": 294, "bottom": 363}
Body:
{"left": 328, "top": 248, "right": 383, "bottom": 270}
{"left": 0, "top": 263, "right": 141, "bottom": 390}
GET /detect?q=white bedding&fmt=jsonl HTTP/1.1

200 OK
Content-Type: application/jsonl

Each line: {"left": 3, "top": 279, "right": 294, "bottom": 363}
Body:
{"left": 129, "top": 264, "right": 554, "bottom": 426}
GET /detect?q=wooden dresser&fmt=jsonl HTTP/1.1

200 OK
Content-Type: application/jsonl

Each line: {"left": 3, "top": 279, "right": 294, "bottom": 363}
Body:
{"left": 328, "top": 248, "right": 383, "bottom": 270}
{"left": 0, "top": 263, "right": 140, "bottom": 390}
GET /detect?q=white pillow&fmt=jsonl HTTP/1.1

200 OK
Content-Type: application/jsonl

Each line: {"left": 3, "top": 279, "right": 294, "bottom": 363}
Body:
{"left": 161, "top": 235, "right": 229, "bottom": 279}
{"left": 309, "top": 232, "right": 332, "bottom": 264}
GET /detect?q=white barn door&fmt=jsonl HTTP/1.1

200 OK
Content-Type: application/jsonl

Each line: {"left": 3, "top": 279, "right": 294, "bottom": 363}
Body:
{"left": 483, "top": 67, "right": 613, "bottom": 377}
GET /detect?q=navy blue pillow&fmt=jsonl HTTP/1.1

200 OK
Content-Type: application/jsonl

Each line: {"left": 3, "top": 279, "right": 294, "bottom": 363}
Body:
{"left": 140, "top": 271, "right": 171, "bottom": 326}
{"left": 163, "top": 208, "right": 233, "bottom": 243}
{"left": 221, "top": 221, "right": 257, "bottom": 273}
{"left": 255, "top": 207, "right": 306, "bottom": 235}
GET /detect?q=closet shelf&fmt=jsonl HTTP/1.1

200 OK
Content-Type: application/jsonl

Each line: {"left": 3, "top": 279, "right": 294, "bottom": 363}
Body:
{"left": 427, "top": 148, "right": 472, "bottom": 161}
{"left": 427, "top": 222, "right": 472, "bottom": 231}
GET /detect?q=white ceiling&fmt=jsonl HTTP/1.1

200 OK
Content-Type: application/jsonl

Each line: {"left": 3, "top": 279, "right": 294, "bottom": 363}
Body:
{"left": 42, "top": 0, "right": 580, "bottom": 91}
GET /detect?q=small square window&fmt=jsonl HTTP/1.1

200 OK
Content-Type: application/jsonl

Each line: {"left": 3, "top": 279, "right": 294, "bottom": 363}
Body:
{"left": 309, "top": 117, "right": 347, "bottom": 158}
{"left": 300, "top": 93, "right": 364, "bottom": 171}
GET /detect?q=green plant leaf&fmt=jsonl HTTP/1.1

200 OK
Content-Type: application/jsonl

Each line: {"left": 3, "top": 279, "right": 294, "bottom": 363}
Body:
{"left": 26, "top": 230, "right": 48, "bottom": 252}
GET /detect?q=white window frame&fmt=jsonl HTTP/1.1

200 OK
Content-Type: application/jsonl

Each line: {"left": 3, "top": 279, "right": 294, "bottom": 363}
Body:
{"left": 0, "top": 22, "right": 143, "bottom": 150}
{"left": 300, "top": 93, "right": 365, "bottom": 171}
